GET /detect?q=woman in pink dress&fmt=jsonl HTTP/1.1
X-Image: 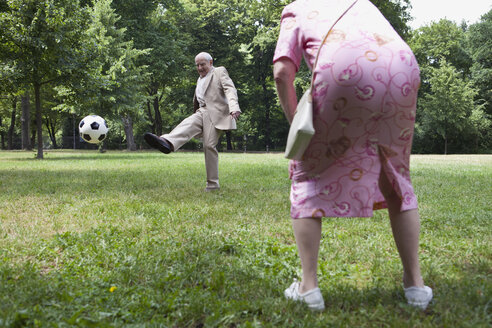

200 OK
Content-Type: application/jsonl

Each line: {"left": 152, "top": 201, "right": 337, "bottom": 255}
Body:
{"left": 273, "top": 0, "right": 432, "bottom": 310}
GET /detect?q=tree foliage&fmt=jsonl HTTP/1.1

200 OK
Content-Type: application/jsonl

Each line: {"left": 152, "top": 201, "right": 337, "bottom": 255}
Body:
{"left": 410, "top": 17, "right": 491, "bottom": 154}
{"left": 0, "top": 0, "right": 490, "bottom": 154}
{"left": 0, "top": 0, "right": 91, "bottom": 157}
{"left": 417, "top": 61, "right": 478, "bottom": 154}
{"left": 84, "top": 0, "right": 149, "bottom": 150}
{"left": 468, "top": 9, "right": 492, "bottom": 117}
{"left": 409, "top": 19, "right": 471, "bottom": 75}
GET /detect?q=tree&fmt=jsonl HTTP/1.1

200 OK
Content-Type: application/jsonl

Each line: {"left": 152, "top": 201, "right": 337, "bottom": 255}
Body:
{"left": 0, "top": 0, "right": 92, "bottom": 158}
{"left": 408, "top": 15, "right": 492, "bottom": 154}
{"left": 0, "top": 97, "right": 10, "bottom": 149}
{"left": 418, "top": 61, "right": 478, "bottom": 154}
{"left": 87, "top": 0, "right": 148, "bottom": 150}
{"left": 110, "top": 0, "right": 186, "bottom": 138}
{"left": 57, "top": 0, "right": 149, "bottom": 151}
{"left": 0, "top": 64, "right": 22, "bottom": 150}
{"left": 41, "top": 89, "right": 63, "bottom": 148}
{"left": 20, "top": 93, "right": 31, "bottom": 150}
{"left": 468, "top": 9, "right": 492, "bottom": 117}
{"left": 0, "top": 116, "right": 4, "bottom": 149}
{"left": 241, "top": 0, "right": 289, "bottom": 151}
{"left": 6, "top": 95, "right": 17, "bottom": 149}
{"left": 409, "top": 19, "right": 471, "bottom": 76}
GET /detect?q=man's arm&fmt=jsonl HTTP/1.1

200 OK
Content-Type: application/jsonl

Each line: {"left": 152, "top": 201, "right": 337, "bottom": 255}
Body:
{"left": 217, "top": 67, "right": 241, "bottom": 115}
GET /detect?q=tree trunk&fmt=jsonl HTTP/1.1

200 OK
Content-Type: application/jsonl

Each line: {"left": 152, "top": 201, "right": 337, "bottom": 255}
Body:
{"left": 122, "top": 115, "right": 136, "bottom": 151}
{"left": 0, "top": 117, "right": 5, "bottom": 150}
{"left": 34, "top": 82, "right": 43, "bottom": 159}
{"left": 98, "top": 140, "right": 107, "bottom": 153}
{"left": 45, "top": 116, "right": 58, "bottom": 149}
{"left": 444, "top": 137, "right": 448, "bottom": 155}
{"left": 146, "top": 100, "right": 155, "bottom": 134}
{"left": 72, "top": 114, "right": 77, "bottom": 150}
{"left": 226, "top": 131, "right": 233, "bottom": 150}
{"left": 7, "top": 97, "right": 17, "bottom": 150}
{"left": 31, "top": 128, "right": 36, "bottom": 150}
{"left": 262, "top": 80, "right": 271, "bottom": 152}
{"left": 153, "top": 96, "right": 163, "bottom": 136}
{"left": 21, "top": 93, "right": 32, "bottom": 150}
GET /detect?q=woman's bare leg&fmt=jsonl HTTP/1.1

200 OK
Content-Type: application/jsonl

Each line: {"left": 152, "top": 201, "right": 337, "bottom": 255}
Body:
{"left": 379, "top": 170, "right": 424, "bottom": 288}
{"left": 291, "top": 217, "right": 322, "bottom": 293}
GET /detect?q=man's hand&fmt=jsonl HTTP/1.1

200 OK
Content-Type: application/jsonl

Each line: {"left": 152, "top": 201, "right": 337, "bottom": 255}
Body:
{"left": 230, "top": 111, "right": 241, "bottom": 120}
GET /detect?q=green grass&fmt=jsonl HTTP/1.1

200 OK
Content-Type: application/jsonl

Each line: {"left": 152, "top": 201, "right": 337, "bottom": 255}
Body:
{"left": 0, "top": 150, "right": 490, "bottom": 327}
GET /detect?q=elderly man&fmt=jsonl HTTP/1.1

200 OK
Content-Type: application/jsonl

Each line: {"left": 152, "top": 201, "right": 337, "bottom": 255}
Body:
{"left": 144, "top": 52, "right": 241, "bottom": 191}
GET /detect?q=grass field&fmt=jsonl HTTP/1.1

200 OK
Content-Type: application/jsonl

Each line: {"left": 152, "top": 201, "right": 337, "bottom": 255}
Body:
{"left": 0, "top": 150, "right": 490, "bottom": 327}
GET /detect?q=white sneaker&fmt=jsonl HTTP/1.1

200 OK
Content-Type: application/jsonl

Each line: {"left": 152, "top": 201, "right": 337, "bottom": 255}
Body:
{"left": 404, "top": 286, "right": 433, "bottom": 310}
{"left": 284, "top": 280, "right": 325, "bottom": 311}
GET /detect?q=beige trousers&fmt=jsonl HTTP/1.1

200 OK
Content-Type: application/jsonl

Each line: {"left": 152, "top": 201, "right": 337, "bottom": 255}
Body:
{"left": 162, "top": 108, "right": 223, "bottom": 189}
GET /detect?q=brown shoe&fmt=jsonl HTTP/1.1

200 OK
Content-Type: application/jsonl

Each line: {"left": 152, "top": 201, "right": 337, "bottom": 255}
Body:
{"left": 144, "top": 132, "right": 172, "bottom": 154}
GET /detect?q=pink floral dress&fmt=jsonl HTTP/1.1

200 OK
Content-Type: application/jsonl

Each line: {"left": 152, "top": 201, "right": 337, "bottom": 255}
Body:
{"left": 273, "top": 0, "right": 420, "bottom": 218}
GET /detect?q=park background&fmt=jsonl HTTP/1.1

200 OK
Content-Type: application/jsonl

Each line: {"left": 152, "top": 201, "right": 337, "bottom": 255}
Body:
{"left": 0, "top": 0, "right": 491, "bottom": 157}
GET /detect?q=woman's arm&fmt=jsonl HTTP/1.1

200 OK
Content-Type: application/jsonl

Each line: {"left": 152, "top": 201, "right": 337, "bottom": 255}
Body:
{"left": 273, "top": 58, "right": 298, "bottom": 124}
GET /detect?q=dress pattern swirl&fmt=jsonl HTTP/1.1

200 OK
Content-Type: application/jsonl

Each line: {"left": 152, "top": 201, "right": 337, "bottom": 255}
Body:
{"left": 274, "top": 0, "right": 420, "bottom": 218}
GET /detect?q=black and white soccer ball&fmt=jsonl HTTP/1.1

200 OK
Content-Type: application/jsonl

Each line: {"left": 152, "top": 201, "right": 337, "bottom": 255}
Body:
{"left": 79, "top": 115, "right": 109, "bottom": 144}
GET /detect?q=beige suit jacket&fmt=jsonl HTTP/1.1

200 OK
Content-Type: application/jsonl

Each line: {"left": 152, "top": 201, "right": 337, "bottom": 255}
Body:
{"left": 193, "top": 66, "right": 241, "bottom": 130}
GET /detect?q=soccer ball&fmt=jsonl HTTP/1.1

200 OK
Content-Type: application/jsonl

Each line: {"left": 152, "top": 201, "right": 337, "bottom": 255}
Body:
{"left": 79, "top": 115, "right": 109, "bottom": 144}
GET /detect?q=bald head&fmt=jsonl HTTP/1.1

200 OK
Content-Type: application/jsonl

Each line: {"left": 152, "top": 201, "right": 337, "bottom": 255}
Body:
{"left": 195, "top": 52, "right": 214, "bottom": 77}
{"left": 195, "top": 52, "right": 213, "bottom": 62}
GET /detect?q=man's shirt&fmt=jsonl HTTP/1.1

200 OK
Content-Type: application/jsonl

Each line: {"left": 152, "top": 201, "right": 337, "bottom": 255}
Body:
{"left": 195, "top": 67, "right": 214, "bottom": 108}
